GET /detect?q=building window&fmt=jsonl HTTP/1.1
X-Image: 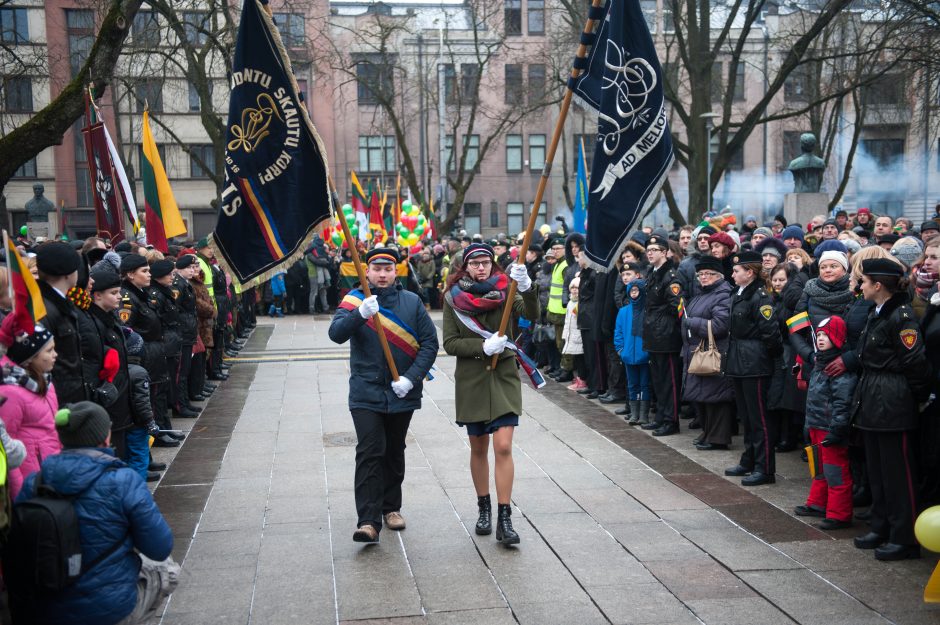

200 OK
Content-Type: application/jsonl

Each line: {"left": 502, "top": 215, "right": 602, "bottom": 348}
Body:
{"left": 710, "top": 134, "right": 743, "bottom": 171}
{"left": 135, "top": 80, "right": 163, "bottom": 112}
{"left": 733, "top": 63, "right": 745, "bottom": 101}
{"left": 463, "top": 135, "right": 480, "bottom": 172}
{"left": 443, "top": 64, "right": 457, "bottom": 104}
{"left": 2, "top": 76, "right": 32, "bottom": 112}
{"left": 529, "top": 134, "right": 546, "bottom": 171}
{"left": 527, "top": 0, "right": 544, "bottom": 34}
{"left": 67, "top": 10, "right": 95, "bottom": 79}
{"left": 272, "top": 13, "right": 304, "bottom": 48}
{"left": 355, "top": 54, "right": 395, "bottom": 105}
{"left": 73, "top": 120, "right": 87, "bottom": 163}
{"left": 489, "top": 201, "right": 500, "bottom": 227}
{"left": 785, "top": 65, "right": 810, "bottom": 102}
{"left": 0, "top": 7, "right": 29, "bottom": 43}
{"left": 505, "top": 64, "right": 523, "bottom": 104}
{"left": 862, "top": 138, "right": 904, "bottom": 169}
{"left": 296, "top": 78, "right": 308, "bottom": 103}
{"left": 463, "top": 203, "right": 481, "bottom": 235}
{"left": 133, "top": 11, "right": 160, "bottom": 47}
{"left": 189, "top": 144, "right": 215, "bottom": 178}
{"left": 537, "top": 202, "right": 547, "bottom": 224}
{"left": 782, "top": 130, "right": 802, "bottom": 168}
{"left": 505, "top": 0, "right": 522, "bottom": 35}
{"left": 358, "top": 135, "right": 397, "bottom": 173}
{"left": 711, "top": 62, "right": 723, "bottom": 102}
{"left": 460, "top": 64, "right": 479, "bottom": 104}
{"left": 640, "top": 0, "right": 657, "bottom": 32}
{"left": 663, "top": 2, "right": 675, "bottom": 32}
{"left": 444, "top": 135, "right": 455, "bottom": 172}
{"left": 573, "top": 133, "right": 595, "bottom": 173}
{"left": 862, "top": 74, "right": 904, "bottom": 106}
{"left": 506, "top": 134, "right": 523, "bottom": 172}
{"left": 76, "top": 166, "right": 93, "bottom": 207}
{"left": 13, "top": 157, "right": 36, "bottom": 178}
{"left": 188, "top": 80, "right": 213, "bottom": 112}
{"left": 528, "top": 64, "right": 545, "bottom": 104}
{"left": 182, "top": 11, "right": 208, "bottom": 46}
{"left": 507, "top": 202, "right": 524, "bottom": 234}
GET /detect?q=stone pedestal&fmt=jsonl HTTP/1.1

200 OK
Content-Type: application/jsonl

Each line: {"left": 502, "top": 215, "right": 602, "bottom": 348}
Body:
{"left": 784, "top": 193, "right": 829, "bottom": 230}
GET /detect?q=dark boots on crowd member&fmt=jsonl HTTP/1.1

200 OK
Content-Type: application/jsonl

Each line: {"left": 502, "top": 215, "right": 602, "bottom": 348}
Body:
{"left": 554, "top": 370, "right": 574, "bottom": 383}
{"left": 627, "top": 400, "right": 641, "bottom": 425}
{"left": 496, "top": 504, "right": 519, "bottom": 545}
{"left": 475, "top": 495, "right": 492, "bottom": 535}
{"left": 615, "top": 401, "right": 632, "bottom": 418}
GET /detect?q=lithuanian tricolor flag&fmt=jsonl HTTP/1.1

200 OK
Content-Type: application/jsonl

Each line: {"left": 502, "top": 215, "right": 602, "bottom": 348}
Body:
{"left": 350, "top": 170, "right": 368, "bottom": 214}
{"left": 786, "top": 311, "right": 811, "bottom": 334}
{"left": 141, "top": 110, "right": 186, "bottom": 252}
{"left": 4, "top": 232, "right": 46, "bottom": 335}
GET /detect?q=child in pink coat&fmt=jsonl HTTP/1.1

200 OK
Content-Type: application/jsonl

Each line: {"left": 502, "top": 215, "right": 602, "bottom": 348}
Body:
{"left": 0, "top": 317, "right": 59, "bottom": 500}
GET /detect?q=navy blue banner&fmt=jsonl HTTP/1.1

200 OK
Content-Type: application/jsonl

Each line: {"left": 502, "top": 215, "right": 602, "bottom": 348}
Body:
{"left": 571, "top": 0, "right": 674, "bottom": 270}
{"left": 212, "top": 0, "right": 331, "bottom": 287}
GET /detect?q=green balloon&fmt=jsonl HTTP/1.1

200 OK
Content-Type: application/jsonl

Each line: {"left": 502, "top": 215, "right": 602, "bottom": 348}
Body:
{"left": 414, "top": 225, "right": 425, "bottom": 236}
{"left": 342, "top": 203, "right": 353, "bottom": 215}
{"left": 401, "top": 200, "right": 412, "bottom": 213}
{"left": 350, "top": 225, "right": 359, "bottom": 236}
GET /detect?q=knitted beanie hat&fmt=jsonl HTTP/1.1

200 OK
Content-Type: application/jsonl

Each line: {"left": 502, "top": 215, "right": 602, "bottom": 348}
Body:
{"left": 55, "top": 402, "right": 111, "bottom": 448}
{"left": 890, "top": 236, "right": 924, "bottom": 269}
{"left": 816, "top": 316, "right": 847, "bottom": 350}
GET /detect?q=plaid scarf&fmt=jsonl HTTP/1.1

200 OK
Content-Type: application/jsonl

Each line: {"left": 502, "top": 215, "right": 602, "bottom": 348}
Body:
{"left": 1, "top": 363, "right": 48, "bottom": 394}
{"left": 913, "top": 266, "right": 939, "bottom": 302}
{"left": 445, "top": 274, "right": 509, "bottom": 315}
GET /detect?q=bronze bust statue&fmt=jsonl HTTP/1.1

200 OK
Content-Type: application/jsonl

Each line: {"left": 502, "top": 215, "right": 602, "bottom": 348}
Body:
{"left": 25, "top": 183, "right": 54, "bottom": 222}
{"left": 787, "top": 133, "right": 826, "bottom": 194}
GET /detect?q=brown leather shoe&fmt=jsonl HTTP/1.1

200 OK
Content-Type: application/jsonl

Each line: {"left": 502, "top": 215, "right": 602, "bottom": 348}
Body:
{"left": 353, "top": 524, "right": 379, "bottom": 543}
{"left": 384, "top": 511, "right": 406, "bottom": 531}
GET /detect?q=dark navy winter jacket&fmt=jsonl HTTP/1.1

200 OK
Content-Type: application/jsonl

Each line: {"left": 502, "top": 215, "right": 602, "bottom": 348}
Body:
{"left": 17, "top": 448, "right": 173, "bottom": 625}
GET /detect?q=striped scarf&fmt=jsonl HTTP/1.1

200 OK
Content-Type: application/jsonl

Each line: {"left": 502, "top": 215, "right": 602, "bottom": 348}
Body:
{"left": 445, "top": 274, "right": 508, "bottom": 315}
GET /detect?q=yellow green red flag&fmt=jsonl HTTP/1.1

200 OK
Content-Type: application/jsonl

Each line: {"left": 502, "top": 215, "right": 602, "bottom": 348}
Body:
{"left": 4, "top": 232, "right": 46, "bottom": 335}
{"left": 141, "top": 110, "right": 186, "bottom": 252}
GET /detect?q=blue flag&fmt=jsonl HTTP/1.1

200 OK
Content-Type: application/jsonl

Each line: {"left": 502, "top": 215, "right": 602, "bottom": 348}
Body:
{"left": 212, "top": 0, "right": 332, "bottom": 287}
{"left": 571, "top": 138, "right": 588, "bottom": 234}
{"left": 571, "top": 0, "right": 674, "bottom": 270}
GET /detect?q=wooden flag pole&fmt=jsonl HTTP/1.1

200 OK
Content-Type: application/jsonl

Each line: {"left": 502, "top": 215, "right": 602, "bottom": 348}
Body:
{"left": 329, "top": 175, "right": 400, "bottom": 381}
{"left": 490, "top": 0, "right": 606, "bottom": 370}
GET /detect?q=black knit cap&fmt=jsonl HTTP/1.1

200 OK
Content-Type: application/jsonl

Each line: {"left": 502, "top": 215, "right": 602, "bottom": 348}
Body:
{"left": 697, "top": 226, "right": 717, "bottom": 237}
{"left": 150, "top": 259, "right": 175, "bottom": 279}
{"left": 877, "top": 233, "right": 900, "bottom": 246}
{"left": 695, "top": 256, "right": 724, "bottom": 273}
{"left": 55, "top": 402, "right": 111, "bottom": 448}
{"left": 921, "top": 221, "right": 940, "bottom": 233}
{"left": 35, "top": 242, "right": 81, "bottom": 276}
{"left": 120, "top": 254, "right": 148, "bottom": 273}
{"left": 731, "top": 251, "right": 762, "bottom": 266}
{"left": 89, "top": 267, "right": 121, "bottom": 292}
{"left": 645, "top": 235, "right": 668, "bottom": 250}
{"left": 462, "top": 243, "right": 495, "bottom": 266}
{"left": 861, "top": 258, "right": 904, "bottom": 278}
{"left": 176, "top": 254, "right": 197, "bottom": 269}
{"left": 4, "top": 322, "right": 54, "bottom": 365}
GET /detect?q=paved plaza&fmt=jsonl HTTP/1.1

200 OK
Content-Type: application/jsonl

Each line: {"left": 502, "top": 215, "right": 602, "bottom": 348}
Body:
{"left": 150, "top": 315, "right": 940, "bottom": 625}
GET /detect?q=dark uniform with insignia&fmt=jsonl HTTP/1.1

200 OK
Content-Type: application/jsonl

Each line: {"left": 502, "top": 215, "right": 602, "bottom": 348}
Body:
{"left": 151, "top": 270, "right": 183, "bottom": 416}
{"left": 724, "top": 252, "right": 782, "bottom": 486}
{"left": 641, "top": 236, "right": 684, "bottom": 436}
{"left": 173, "top": 261, "right": 199, "bottom": 414}
{"left": 852, "top": 259, "right": 932, "bottom": 559}
{"left": 120, "top": 281, "right": 172, "bottom": 433}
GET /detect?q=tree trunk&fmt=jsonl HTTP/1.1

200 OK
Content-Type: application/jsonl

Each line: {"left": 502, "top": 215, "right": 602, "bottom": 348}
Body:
{"left": 0, "top": 0, "right": 143, "bottom": 192}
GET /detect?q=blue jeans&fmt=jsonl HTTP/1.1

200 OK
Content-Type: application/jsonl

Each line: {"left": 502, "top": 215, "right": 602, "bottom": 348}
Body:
{"left": 124, "top": 427, "right": 150, "bottom": 480}
{"left": 625, "top": 363, "right": 651, "bottom": 401}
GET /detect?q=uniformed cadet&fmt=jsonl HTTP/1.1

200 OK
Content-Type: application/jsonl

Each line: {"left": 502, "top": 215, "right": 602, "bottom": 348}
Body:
{"left": 723, "top": 251, "right": 783, "bottom": 486}
{"left": 119, "top": 254, "right": 179, "bottom": 447}
{"left": 641, "top": 234, "right": 684, "bottom": 436}
{"left": 173, "top": 254, "right": 201, "bottom": 416}
{"left": 151, "top": 259, "right": 197, "bottom": 418}
{"left": 852, "top": 258, "right": 932, "bottom": 561}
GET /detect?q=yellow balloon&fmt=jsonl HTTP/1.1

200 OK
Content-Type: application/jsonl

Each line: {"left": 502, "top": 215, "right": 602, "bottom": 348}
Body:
{"left": 915, "top": 506, "right": 940, "bottom": 552}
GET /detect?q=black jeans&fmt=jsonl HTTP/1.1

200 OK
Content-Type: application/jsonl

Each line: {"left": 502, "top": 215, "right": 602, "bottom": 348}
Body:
{"left": 648, "top": 352, "right": 682, "bottom": 427}
{"left": 350, "top": 408, "right": 414, "bottom": 531}
{"left": 177, "top": 344, "right": 194, "bottom": 408}
{"left": 864, "top": 429, "right": 917, "bottom": 546}
{"left": 733, "top": 377, "right": 776, "bottom": 475}
{"left": 189, "top": 351, "right": 206, "bottom": 399}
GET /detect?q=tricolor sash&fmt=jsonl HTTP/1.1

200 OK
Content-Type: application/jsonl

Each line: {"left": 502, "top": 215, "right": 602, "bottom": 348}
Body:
{"left": 449, "top": 308, "right": 546, "bottom": 390}
{"left": 339, "top": 289, "right": 420, "bottom": 360}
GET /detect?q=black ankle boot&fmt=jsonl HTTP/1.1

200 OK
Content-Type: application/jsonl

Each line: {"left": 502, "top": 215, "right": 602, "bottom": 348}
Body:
{"left": 496, "top": 504, "right": 520, "bottom": 545}
{"left": 475, "top": 495, "right": 492, "bottom": 535}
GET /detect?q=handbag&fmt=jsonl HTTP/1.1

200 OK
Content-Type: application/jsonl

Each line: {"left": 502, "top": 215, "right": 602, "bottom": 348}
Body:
{"left": 687, "top": 320, "right": 722, "bottom": 376}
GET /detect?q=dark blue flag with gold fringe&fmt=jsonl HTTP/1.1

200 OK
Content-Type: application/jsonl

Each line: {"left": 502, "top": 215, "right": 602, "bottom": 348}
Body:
{"left": 570, "top": 0, "right": 674, "bottom": 271}
{"left": 211, "top": 0, "right": 331, "bottom": 288}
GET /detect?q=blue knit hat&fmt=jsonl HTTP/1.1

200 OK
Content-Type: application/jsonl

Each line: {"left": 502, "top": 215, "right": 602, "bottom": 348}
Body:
{"left": 813, "top": 239, "right": 848, "bottom": 259}
{"left": 781, "top": 225, "right": 804, "bottom": 243}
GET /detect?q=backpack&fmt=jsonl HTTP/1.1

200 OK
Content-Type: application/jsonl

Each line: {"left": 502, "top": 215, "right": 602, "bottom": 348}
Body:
{"left": 3, "top": 467, "right": 121, "bottom": 595}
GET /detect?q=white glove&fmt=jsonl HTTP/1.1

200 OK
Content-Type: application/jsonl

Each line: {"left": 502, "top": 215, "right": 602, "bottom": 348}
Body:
{"left": 358, "top": 295, "right": 379, "bottom": 319}
{"left": 483, "top": 333, "right": 509, "bottom": 356}
{"left": 391, "top": 377, "right": 414, "bottom": 398}
{"left": 509, "top": 263, "right": 532, "bottom": 292}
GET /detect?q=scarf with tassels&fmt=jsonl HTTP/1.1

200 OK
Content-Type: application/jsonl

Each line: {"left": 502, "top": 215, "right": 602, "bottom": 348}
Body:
{"left": 445, "top": 274, "right": 509, "bottom": 315}
{"left": 1, "top": 362, "right": 49, "bottom": 394}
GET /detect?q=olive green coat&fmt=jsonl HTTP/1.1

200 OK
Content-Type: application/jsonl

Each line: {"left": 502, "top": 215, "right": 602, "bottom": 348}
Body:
{"left": 442, "top": 288, "right": 539, "bottom": 424}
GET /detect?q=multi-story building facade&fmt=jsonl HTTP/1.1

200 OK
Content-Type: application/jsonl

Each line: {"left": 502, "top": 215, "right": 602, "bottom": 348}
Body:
{"left": 1, "top": 0, "right": 937, "bottom": 241}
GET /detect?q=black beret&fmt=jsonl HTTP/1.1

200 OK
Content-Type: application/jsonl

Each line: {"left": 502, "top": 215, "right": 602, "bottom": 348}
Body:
{"left": 694, "top": 256, "right": 724, "bottom": 273}
{"left": 921, "top": 221, "right": 940, "bottom": 233}
{"left": 853, "top": 227, "right": 871, "bottom": 238}
{"left": 120, "top": 254, "right": 148, "bottom": 273}
{"left": 176, "top": 254, "right": 197, "bottom": 269}
{"left": 861, "top": 258, "right": 904, "bottom": 278}
{"left": 89, "top": 267, "right": 121, "bottom": 292}
{"left": 113, "top": 242, "right": 132, "bottom": 253}
{"left": 150, "top": 259, "right": 175, "bottom": 279}
{"left": 731, "top": 251, "right": 762, "bottom": 265}
{"left": 364, "top": 247, "right": 400, "bottom": 265}
{"left": 697, "top": 226, "right": 717, "bottom": 237}
{"left": 35, "top": 242, "right": 81, "bottom": 277}
{"left": 645, "top": 235, "right": 668, "bottom": 250}
{"left": 86, "top": 247, "right": 107, "bottom": 267}
{"left": 877, "top": 233, "right": 900, "bottom": 246}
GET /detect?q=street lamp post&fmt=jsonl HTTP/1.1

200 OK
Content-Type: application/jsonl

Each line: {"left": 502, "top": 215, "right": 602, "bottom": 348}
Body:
{"left": 700, "top": 112, "right": 720, "bottom": 217}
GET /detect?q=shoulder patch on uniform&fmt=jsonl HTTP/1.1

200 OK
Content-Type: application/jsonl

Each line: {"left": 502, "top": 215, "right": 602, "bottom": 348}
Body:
{"left": 900, "top": 328, "right": 917, "bottom": 350}
{"left": 118, "top": 309, "right": 131, "bottom": 323}
{"left": 670, "top": 284, "right": 680, "bottom": 296}
{"left": 759, "top": 305, "right": 773, "bottom": 320}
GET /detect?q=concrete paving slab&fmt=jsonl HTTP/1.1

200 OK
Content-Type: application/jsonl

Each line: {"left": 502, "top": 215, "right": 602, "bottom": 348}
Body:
{"left": 684, "top": 597, "right": 797, "bottom": 625}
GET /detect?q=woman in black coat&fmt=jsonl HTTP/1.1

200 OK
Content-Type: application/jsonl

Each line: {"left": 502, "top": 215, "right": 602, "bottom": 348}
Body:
{"left": 766, "top": 262, "right": 806, "bottom": 452}
{"left": 918, "top": 239, "right": 940, "bottom": 510}
{"left": 723, "top": 252, "right": 782, "bottom": 486}
{"left": 852, "top": 259, "right": 932, "bottom": 561}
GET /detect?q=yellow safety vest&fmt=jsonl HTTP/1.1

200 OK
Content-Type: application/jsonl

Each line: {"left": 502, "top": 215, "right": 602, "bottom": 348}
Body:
{"left": 547, "top": 259, "right": 569, "bottom": 315}
{"left": 196, "top": 256, "right": 217, "bottom": 311}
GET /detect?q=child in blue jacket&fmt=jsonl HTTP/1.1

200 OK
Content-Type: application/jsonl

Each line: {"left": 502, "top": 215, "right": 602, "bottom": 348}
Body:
{"left": 614, "top": 277, "right": 650, "bottom": 425}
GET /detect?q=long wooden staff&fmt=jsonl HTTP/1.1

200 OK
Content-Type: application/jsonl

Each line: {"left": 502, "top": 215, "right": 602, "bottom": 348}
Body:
{"left": 329, "top": 175, "right": 400, "bottom": 381}
{"left": 490, "top": 0, "right": 606, "bottom": 369}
